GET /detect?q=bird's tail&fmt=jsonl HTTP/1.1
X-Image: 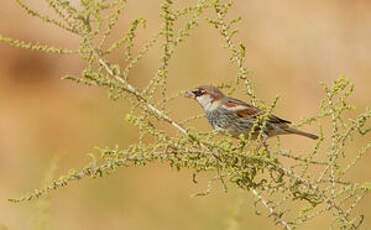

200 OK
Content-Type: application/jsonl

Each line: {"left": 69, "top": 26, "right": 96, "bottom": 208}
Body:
{"left": 284, "top": 127, "right": 319, "bottom": 140}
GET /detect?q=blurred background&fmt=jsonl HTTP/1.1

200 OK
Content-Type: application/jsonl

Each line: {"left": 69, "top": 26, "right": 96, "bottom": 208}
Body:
{"left": 0, "top": 0, "right": 370, "bottom": 229}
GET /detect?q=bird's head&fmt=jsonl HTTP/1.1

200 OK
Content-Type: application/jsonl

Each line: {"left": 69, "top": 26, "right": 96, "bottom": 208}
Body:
{"left": 185, "top": 85, "right": 225, "bottom": 111}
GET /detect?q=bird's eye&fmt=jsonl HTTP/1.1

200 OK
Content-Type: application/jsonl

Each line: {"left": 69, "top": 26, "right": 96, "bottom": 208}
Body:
{"left": 192, "top": 89, "right": 205, "bottom": 97}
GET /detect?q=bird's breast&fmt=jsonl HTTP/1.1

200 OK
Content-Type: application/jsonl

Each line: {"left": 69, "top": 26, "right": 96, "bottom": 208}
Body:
{"left": 205, "top": 108, "right": 260, "bottom": 138}
{"left": 205, "top": 109, "right": 234, "bottom": 129}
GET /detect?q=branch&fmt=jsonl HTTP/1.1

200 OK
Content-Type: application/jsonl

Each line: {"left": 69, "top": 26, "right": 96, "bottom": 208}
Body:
{"left": 251, "top": 189, "right": 292, "bottom": 230}
{"left": 96, "top": 57, "right": 188, "bottom": 134}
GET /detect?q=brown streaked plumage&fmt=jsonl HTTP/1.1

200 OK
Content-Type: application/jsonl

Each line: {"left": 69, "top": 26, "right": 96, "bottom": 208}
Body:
{"left": 185, "top": 85, "right": 318, "bottom": 149}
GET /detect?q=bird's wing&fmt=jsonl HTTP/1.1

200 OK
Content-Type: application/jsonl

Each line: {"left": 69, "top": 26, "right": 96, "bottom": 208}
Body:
{"left": 223, "top": 97, "right": 291, "bottom": 124}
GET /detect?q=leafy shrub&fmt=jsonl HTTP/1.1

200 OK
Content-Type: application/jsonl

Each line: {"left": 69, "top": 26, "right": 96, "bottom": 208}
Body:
{"left": 1, "top": 0, "right": 370, "bottom": 229}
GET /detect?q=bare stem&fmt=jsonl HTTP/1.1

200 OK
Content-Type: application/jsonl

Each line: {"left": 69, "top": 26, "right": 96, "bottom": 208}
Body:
{"left": 251, "top": 189, "right": 292, "bottom": 230}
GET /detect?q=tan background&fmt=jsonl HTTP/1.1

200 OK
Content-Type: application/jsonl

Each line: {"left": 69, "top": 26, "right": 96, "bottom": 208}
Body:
{"left": 0, "top": 1, "right": 370, "bottom": 229}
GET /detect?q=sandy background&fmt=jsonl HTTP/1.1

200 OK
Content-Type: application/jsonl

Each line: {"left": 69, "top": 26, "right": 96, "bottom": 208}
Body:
{"left": 0, "top": 1, "right": 370, "bottom": 229}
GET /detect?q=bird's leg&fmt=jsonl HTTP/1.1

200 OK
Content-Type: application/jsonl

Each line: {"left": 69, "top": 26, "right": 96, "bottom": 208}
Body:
{"left": 256, "top": 140, "right": 265, "bottom": 151}
{"left": 257, "top": 135, "right": 268, "bottom": 151}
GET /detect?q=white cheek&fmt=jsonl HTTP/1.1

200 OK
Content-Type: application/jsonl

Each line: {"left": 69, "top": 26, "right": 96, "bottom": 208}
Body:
{"left": 196, "top": 94, "right": 211, "bottom": 108}
{"left": 196, "top": 95, "right": 220, "bottom": 111}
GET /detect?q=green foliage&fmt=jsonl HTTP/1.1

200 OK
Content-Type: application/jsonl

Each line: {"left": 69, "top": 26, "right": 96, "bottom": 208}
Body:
{"left": 1, "top": 0, "right": 370, "bottom": 229}
{"left": 0, "top": 34, "right": 76, "bottom": 54}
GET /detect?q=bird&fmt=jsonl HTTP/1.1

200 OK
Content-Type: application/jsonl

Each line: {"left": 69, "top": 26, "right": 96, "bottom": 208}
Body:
{"left": 185, "top": 85, "right": 318, "bottom": 150}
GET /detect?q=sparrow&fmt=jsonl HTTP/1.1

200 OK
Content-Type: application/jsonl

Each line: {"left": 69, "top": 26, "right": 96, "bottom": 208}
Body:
{"left": 185, "top": 85, "right": 318, "bottom": 149}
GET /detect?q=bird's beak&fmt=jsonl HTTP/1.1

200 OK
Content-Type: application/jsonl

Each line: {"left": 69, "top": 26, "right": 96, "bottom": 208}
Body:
{"left": 184, "top": 91, "right": 195, "bottom": 99}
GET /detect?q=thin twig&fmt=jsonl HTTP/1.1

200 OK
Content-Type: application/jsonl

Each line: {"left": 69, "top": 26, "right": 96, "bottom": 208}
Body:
{"left": 251, "top": 189, "right": 292, "bottom": 230}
